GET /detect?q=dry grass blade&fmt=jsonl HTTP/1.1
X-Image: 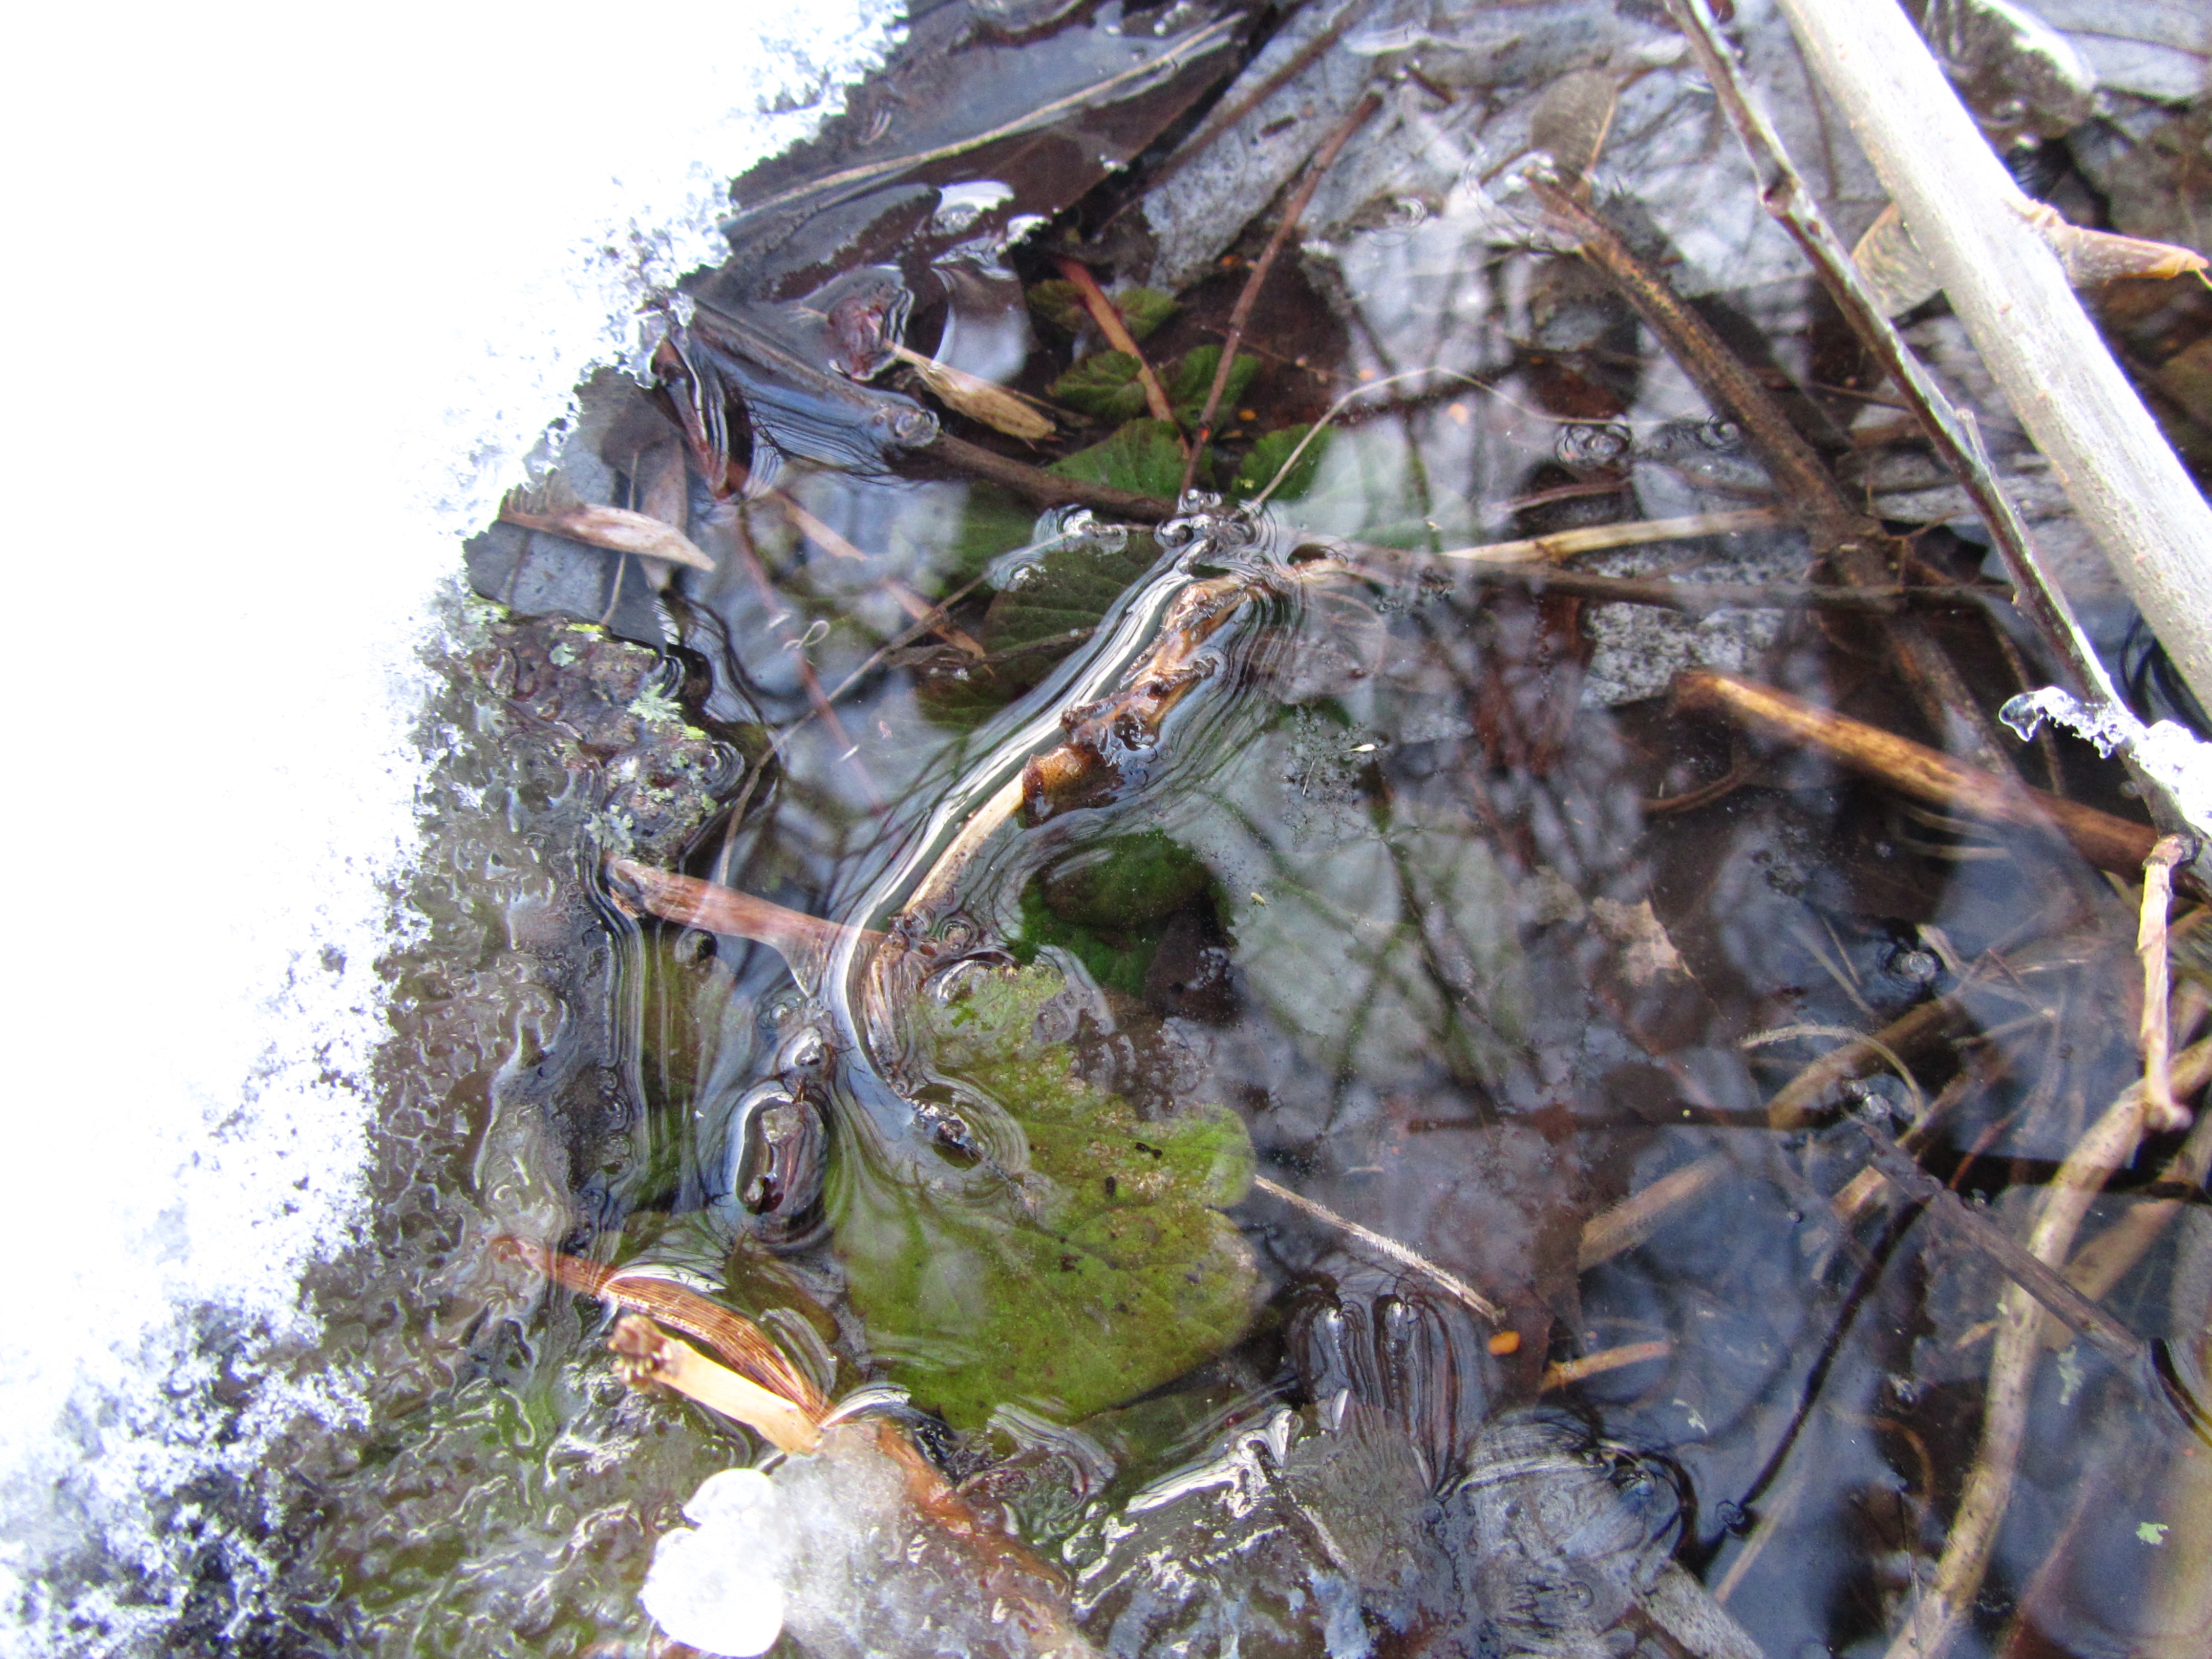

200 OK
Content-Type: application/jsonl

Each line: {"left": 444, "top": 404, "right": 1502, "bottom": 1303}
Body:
{"left": 1579, "top": 1155, "right": 1730, "bottom": 1271}
{"left": 1540, "top": 1341, "right": 1672, "bottom": 1392}
{"left": 1427, "top": 507, "right": 1788, "bottom": 566}
{"left": 498, "top": 494, "right": 717, "bottom": 572}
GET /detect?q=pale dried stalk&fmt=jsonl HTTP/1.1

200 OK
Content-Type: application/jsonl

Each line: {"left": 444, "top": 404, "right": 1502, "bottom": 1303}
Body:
{"left": 1767, "top": 0, "right": 2212, "bottom": 717}
{"left": 2043, "top": 1048, "right": 2212, "bottom": 1349}
{"left": 1540, "top": 1340, "right": 1673, "bottom": 1392}
{"left": 889, "top": 341, "right": 1055, "bottom": 442}
{"left": 1429, "top": 507, "right": 1786, "bottom": 566}
{"left": 609, "top": 1314, "right": 823, "bottom": 1454}
{"left": 1253, "top": 1174, "right": 1505, "bottom": 1323}
{"left": 498, "top": 495, "right": 717, "bottom": 572}
{"left": 1884, "top": 1070, "right": 2172, "bottom": 1659}
{"left": 2140, "top": 837, "right": 2193, "bottom": 1132}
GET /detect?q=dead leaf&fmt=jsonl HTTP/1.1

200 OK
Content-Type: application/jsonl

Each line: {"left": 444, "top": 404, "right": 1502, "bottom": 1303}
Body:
{"left": 497, "top": 492, "right": 716, "bottom": 572}
{"left": 1590, "top": 898, "right": 1689, "bottom": 988}
{"left": 891, "top": 343, "right": 1056, "bottom": 441}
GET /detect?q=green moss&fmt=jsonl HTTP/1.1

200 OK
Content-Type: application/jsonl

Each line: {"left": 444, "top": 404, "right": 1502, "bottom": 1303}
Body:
{"left": 834, "top": 964, "right": 1256, "bottom": 1426}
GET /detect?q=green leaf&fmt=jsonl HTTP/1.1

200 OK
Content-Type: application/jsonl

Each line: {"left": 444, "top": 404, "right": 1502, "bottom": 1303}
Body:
{"left": 832, "top": 964, "right": 1258, "bottom": 1425}
{"left": 1114, "top": 287, "right": 1179, "bottom": 341}
{"left": 1047, "top": 418, "right": 1189, "bottom": 500}
{"left": 1026, "top": 282, "right": 1179, "bottom": 341}
{"left": 1049, "top": 351, "right": 1151, "bottom": 421}
{"left": 1026, "top": 279, "right": 1089, "bottom": 334}
{"left": 1167, "top": 345, "right": 1259, "bottom": 430}
{"left": 1231, "top": 424, "right": 1331, "bottom": 501}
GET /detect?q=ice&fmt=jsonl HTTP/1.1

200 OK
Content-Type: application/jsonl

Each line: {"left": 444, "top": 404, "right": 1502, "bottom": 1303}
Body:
{"left": 642, "top": 1469, "right": 793, "bottom": 1657}
{"left": 2002, "top": 686, "right": 2212, "bottom": 836}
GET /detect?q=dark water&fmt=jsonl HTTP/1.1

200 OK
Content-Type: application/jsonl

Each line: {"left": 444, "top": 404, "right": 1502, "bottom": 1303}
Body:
{"left": 214, "top": 3, "right": 2212, "bottom": 1655}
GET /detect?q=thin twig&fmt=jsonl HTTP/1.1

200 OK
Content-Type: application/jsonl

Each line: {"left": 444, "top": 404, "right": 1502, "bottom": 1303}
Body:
{"left": 1179, "top": 90, "right": 1384, "bottom": 497}
{"left": 1252, "top": 1173, "right": 1505, "bottom": 1323}
{"left": 1054, "top": 257, "right": 1179, "bottom": 431}
{"left": 1540, "top": 1341, "right": 1673, "bottom": 1392}
{"left": 2139, "top": 836, "right": 2194, "bottom": 1131}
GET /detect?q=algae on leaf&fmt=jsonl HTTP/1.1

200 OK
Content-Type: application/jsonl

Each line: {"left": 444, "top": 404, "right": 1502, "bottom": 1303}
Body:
{"left": 832, "top": 964, "right": 1256, "bottom": 1427}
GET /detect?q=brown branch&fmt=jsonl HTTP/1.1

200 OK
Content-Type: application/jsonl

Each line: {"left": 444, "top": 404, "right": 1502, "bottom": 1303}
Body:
{"left": 1179, "top": 89, "right": 1384, "bottom": 496}
{"left": 903, "top": 430, "right": 1176, "bottom": 523}
{"left": 1674, "top": 669, "right": 2156, "bottom": 876}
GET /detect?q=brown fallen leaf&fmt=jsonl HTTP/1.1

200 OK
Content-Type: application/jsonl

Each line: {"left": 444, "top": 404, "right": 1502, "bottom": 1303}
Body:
{"left": 1589, "top": 897, "right": 1688, "bottom": 988}
{"left": 890, "top": 342, "right": 1056, "bottom": 441}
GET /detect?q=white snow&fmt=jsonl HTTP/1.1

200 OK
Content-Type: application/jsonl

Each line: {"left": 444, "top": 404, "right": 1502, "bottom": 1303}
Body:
{"left": 0, "top": 2, "right": 897, "bottom": 1651}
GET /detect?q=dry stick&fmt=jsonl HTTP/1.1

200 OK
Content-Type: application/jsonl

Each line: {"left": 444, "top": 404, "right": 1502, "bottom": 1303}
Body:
{"left": 1876, "top": 1054, "right": 2193, "bottom": 1659}
{"left": 1676, "top": 668, "right": 2158, "bottom": 877}
{"left": 1661, "top": 0, "right": 2200, "bottom": 843}
{"left": 1534, "top": 180, "right": 2018, "bottom": 778}
{"left": 1054, "top": 257, "right": 1179, "bottom": 431}
{"left": 1179, "top": 90, "right": 1384, "bottom": 498}
{"left": 1580, "top": 1156, "right": 1730, "bottom": 1271}
{"left": 910, "top": 430, "right": 1175, "bottom": 523}
{"left": 1251, "top": 1174, "right": 1505, "bottom": 1323}
{"left": 1759, "top": 0, "right": 2212, "bottom": 721}
{"left": 2139, "top": 837, "right": 2193, "bottom": 1132}
{"left": 1541, "top": 1340, "right": 1673, "bottom": 1392}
